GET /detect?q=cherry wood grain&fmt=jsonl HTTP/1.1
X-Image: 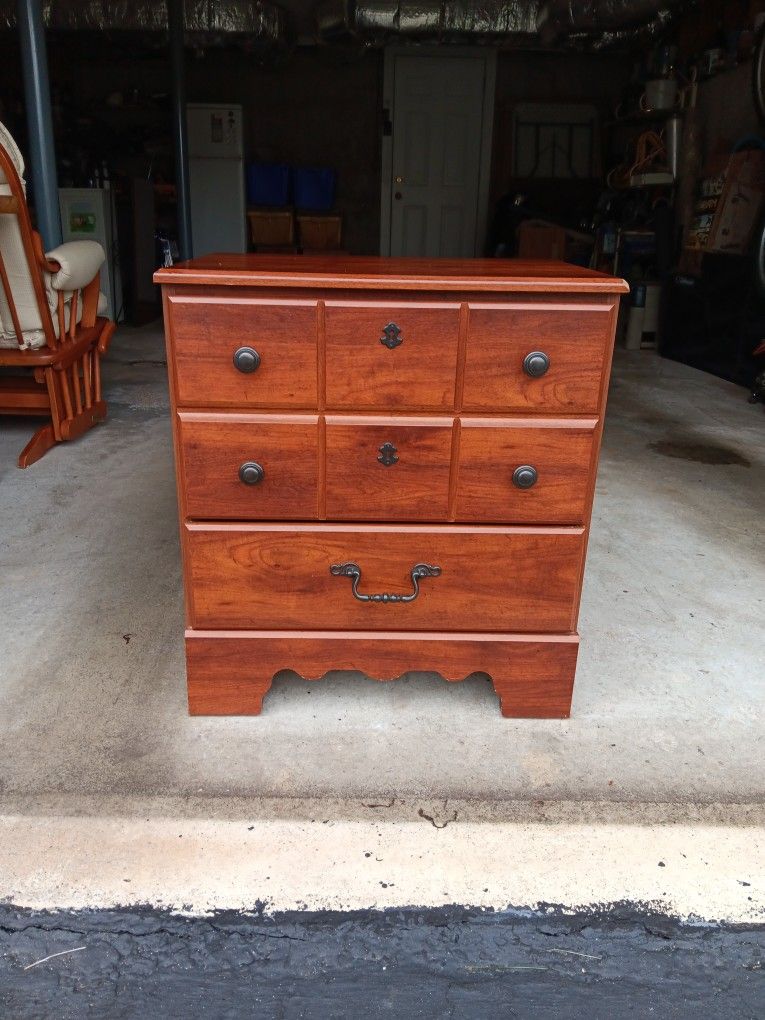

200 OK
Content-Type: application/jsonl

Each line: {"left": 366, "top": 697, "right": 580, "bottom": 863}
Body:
{"left": 325, "top": 417, "right": 453, "bottom": 520}
{"left": 167, "top": 296, "right": 318, "bottom": 408}
{"left": 463, "top": 302, "right": 616, "bottom": 413}
{"left": 157, "top": 257, "right": 625, "bottom": 719}
{"left": 177, "top": 412, "right": 319, "bottom": 520}
{"left": 185, "top": 523, "right": 584, "bottom": 633}
{"left": 324, "top": 302, "right": 460, "bottom": 410}
{"left": 156, "top": 254, "right": 629, "bottom": 295}
{"left": 456, "top": 419, "right": 597, "bottom": 524}
{"left": 570, "top": 299, "right": 620, "bottom": 625}
{"left": 185, "top": 629, "right": 580, "bottom": 717}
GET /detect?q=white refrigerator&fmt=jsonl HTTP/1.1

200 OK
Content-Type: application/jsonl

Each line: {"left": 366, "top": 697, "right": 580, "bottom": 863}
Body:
{"left": 58, "top": 187, "right": 123, "bottom": 321}
{"left": 187, "top": 103, "right": 247, "bottom": 256}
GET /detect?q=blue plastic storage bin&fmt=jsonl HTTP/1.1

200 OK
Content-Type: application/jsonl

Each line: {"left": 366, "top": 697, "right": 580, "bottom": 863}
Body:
{"left": 246, "top": 163, "right": 291, "bottom": 207}
{"left": 293, "top": 166, "right": 336, "bottom": 211}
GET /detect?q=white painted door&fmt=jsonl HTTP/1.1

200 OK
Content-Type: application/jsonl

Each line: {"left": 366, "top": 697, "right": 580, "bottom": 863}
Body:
{"left": 388, "top": 55, "right": 487, "bottom": 258}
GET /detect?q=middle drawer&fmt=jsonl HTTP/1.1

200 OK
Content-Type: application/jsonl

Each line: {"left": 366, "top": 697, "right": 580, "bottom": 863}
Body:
{"left": 178, "top": 413, "right": 596, "bottom": 524}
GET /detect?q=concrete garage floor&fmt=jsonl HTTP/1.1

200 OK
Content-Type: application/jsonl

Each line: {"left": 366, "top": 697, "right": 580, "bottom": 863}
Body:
{"left": 0, "top": 324, "right": 764, "bottom": 925}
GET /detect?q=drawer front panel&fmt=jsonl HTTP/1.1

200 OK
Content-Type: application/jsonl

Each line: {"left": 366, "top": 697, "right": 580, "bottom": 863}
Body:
{"left": 179, "top": 414, "right": 319, "bottom": 520}
{"left": 463, "top": 303, "right": 614, "bottom": 413}
{"left": 168, "top": 297, "right": 317, "bottom": 408}
{"left": 456, "top": 420, "right": 596, "bottom": 524}
{"left": 325, "top": 303, "right": 460, "bottom": 410}
{"left": 186, "top": 524, "right": 584, "bottom": 633}
{"left": 325, "top": 418, "right": 453, "bottom": 521}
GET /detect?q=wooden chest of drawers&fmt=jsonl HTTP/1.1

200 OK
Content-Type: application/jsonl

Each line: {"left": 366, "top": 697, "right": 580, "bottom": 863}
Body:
{"left": 156, "top": 255, "right": 627, "bottom": 717}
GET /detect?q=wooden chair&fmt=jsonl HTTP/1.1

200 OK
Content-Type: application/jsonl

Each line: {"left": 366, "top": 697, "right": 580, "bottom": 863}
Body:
{"left": 0, "top": 121, "right": 115, "bottom": 467}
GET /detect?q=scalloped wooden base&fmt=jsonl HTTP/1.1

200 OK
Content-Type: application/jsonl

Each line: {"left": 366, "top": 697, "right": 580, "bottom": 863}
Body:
{"left": 185, "top": 630, "right": 579, "bottom": 718}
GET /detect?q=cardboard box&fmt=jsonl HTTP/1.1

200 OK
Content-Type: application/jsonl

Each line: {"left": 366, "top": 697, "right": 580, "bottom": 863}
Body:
{"left": 247, "top": 209, "right": 294, "bottom": 247}
{"left": 517, "top": 219, "right": 593, "bottom": 265}
{"left": 705, "top": 150, "right": 765, "bottom": 255}
{"left": 296, "top": 214, "right": 342, "bottom": 250}
{"left": 517, "top": 221, "right": 567, "bottom": 260}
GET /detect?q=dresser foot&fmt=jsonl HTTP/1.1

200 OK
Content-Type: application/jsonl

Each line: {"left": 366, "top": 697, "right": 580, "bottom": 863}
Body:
{"left": 489, "top": 642, "right": 578, "bottom": 718}
{"left": 186, "top": 635, "right": 273, "bottom": 714}
{"left": 185, "top": 630, "right": 579, "bottom": 718}
{"left": 492, "top": 674, "right": 574, "bottom": 719}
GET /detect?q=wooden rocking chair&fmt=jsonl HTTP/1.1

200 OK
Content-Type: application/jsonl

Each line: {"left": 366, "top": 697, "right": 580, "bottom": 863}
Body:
{"left": 0, "top": 121, "right": 115, "bottom": 467}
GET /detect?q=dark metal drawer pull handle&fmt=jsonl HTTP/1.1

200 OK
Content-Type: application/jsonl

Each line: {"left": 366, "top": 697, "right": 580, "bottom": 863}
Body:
{"left": 239, "top": 461, "right": 264, "bottom": 485}
{"left": 380, "top": 322, "right": 403, "bottom": 349}
{"left": 523, "top": 351, "right": 550, "bottom": 377}
{"left": 233, "top": 346, "right": 261, "bottom": 373}
{"left": 512, "top": 465, "right": 538, "bottom": 489}
{"left": 330, "top": 562, "right": 441, "bottom": 603}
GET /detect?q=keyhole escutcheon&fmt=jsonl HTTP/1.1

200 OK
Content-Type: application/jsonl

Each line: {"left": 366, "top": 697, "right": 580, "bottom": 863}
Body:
{"left": 378, "top": 442, "right": 399, "bottom": 466}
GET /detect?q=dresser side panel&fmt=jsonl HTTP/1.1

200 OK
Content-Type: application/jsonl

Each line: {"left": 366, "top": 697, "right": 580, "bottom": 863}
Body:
{"left": 568, "top": 297, "right": 620, "bottom": 628}
{"left": 161, "top": 285, "right": 195, "bottom": 628}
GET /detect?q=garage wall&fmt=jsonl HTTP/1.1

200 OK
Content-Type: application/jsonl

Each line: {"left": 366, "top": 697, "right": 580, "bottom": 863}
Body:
{"left": 185, "top": 47, "right": 383, "bottom": 254}
{"left": 489, "top": 50, "right": 631, "bottom": 236}
{"left": 694, "top": 62, "right": 759, "bottom": 164}
{"left": 0, "top": 36, "right": 632, "bottom": 258}
{"left": 189, "top": 46, "right": 629, "bottom": 257}
{"left": 0, "top": 38, "right": 384, "bottom": 256}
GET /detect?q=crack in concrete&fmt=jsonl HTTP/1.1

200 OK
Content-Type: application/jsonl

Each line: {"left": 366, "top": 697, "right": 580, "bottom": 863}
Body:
{"left": 418, "top": 808, "right": 458, "bottom": 829}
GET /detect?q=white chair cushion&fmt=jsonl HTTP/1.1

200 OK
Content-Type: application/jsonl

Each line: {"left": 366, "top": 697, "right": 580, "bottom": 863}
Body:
{"left": 0, "top": 119, "right": 107, "bottom": 350}
{"left": 0, "top": 288, "right": 108, "bottom": 350}
{"left": 0, "top": 181, "right": 45, "bottom": 345}
{"left": 0, "top": 121, "right": 25, "bottom": 184}
{"left": 45, "top": 240, "right": 105, "bottom": 292}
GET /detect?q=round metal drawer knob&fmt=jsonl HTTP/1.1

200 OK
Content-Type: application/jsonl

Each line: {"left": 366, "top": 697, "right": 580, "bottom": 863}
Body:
{"left": 239, "top": 461, "right": 265, "bottom": 485}
{"left": 512, "top": 465, "right": 538, "bottom": 489}
{"left": 523, "top": 351, "right": 550, "bottom": 377}
{"left": 233, "top": 346, "right": 261, "bottom": 374}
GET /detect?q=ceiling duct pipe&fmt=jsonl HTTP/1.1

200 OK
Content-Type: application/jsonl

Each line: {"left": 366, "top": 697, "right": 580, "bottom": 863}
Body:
{"left": 440, "top": 1, "right": 542, "bottom": 35}
{"left": 316, "top": 1, "right": 543, "bottom": 41}
{"left": 1, "top": 0, "right": 286, "bottom": 42}
{"left": 315, "top": 0, "right": 688, "bottom": 45}
{"left": 537, "top": 0, "right": 686, "bottom": 45}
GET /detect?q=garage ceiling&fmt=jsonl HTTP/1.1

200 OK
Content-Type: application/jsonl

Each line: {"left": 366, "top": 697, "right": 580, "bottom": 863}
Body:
{"left": 0, "top": 0, "right": 689, "bottom": 48}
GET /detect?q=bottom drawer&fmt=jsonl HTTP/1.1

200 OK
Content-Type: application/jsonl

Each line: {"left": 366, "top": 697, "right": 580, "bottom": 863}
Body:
{"left": 185, "top": 630, "right": 580, "bottom": 718}
{"left": 185, "top": 523, "right": 585, "bottom": 633}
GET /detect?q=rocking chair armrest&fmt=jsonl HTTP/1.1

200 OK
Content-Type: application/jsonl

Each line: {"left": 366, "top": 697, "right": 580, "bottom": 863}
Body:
{"left": 44, "top": 240, "right": 105, "bottom": 292}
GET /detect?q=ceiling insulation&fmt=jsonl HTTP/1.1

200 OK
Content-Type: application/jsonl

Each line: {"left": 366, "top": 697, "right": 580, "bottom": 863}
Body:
{"left": 0, "top": 1, "right": 286, "bottom": 40}
{"left": 316, "top": 0, "right": 687, "bottom": 45}
{"left": 542, "top": 0, "right": 684, "bottom": 32}
{"left": 538, "top": 0, "right": 685, "bottom": 46}
{"left": 0, "top": 0, "right": 689, "bottom": 46}
{"left": 317, "top": 1, "right": 542, "bottom": 39}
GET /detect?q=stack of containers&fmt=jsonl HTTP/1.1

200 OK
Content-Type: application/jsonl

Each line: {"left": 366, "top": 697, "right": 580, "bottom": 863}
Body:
{"left": 245, "top": 163, "right": 341, "bottom": 252}
{"left": 293, "top": 167, "right": 342, "bottom": 251}
{"left": 246, "top": 163, "right": 294, "bottom": 249}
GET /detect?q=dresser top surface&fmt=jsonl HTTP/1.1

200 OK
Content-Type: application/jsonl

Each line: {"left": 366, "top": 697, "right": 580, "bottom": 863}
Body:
{"left": 155, "top": 254, "right": 628, "bottom": 294}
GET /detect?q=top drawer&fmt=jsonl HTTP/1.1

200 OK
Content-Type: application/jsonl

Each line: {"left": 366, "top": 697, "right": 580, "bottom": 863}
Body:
{"left": 167, "top": 296, "right": 318, "bottom": 408}
{"left": 325, "top": 302, "right": 460, "bottom": 410}
{"left": 463, "top": 302, "right": 615, "bottom": 413}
